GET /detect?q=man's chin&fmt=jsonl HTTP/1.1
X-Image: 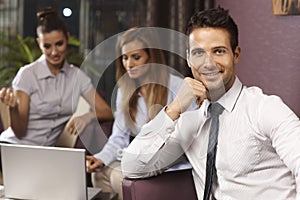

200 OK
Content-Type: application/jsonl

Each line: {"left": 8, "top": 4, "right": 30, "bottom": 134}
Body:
{"left": 206, "top": 83, "right": 226, "bottom": 101}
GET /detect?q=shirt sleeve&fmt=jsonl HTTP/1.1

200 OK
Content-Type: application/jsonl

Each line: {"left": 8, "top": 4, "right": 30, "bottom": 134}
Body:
{"left": 121, "top": 108, "right": 186, "bottom": 178}
{"left": 74, "top": 67, "right": 93, "bottom": 96}
{"left": 93, "top": 89, "right": 131, "bottom": 166}
{"left": 12, "top": 67, "right": 34, "bottom": 95}
{"left": 258, "top": 95, "right": 300, "bottom": 195}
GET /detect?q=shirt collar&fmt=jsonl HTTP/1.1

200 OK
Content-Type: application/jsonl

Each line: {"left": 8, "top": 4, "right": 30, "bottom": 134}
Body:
{"left": 203, "top": 76, "right": 243, "bottom": 116}
{"left": 203, "top": 100, "right": 211, "bottom": 118}
{"left": 36, "top": 55, "right": 70, "bottom": 79}
{"left": 217, "top": 76, "right": 243, "bottom": 113}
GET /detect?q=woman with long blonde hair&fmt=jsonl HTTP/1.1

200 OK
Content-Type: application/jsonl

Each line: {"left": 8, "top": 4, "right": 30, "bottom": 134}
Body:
{"left": 115, "top": 27, "right": 169, "bottom": 132}
{"left": 86, "top": 27, "right": 196, "bottom": 200}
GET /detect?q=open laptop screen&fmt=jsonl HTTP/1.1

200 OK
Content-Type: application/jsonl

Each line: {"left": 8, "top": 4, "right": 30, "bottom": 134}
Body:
{"left": 1, "top": 144, "right": 93, "bottom": 200}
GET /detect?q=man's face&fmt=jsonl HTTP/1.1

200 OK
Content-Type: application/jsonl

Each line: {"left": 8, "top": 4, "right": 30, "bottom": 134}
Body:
{"left": 187, "top": 27, "right": 240, "bottom": 98}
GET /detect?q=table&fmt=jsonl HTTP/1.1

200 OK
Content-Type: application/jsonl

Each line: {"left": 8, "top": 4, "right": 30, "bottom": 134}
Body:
{"left": 0, "top": 186, "right": 118, "bottom": 200}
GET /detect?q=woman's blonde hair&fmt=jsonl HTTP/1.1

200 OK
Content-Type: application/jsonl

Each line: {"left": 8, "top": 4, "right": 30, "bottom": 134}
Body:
{"left": 115, "top": 27, "right": 169, "bottom": 131}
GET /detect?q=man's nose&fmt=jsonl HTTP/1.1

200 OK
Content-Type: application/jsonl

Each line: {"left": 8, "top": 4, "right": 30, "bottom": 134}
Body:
{"left": 203, "top": 53, "right": 214, "bottom": 66}
{"left": 201, "top": 53, "right": 216, "bottom": 70}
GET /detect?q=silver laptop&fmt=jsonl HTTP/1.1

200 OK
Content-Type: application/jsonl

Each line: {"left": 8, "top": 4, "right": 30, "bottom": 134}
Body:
{"left": 0, "top": 143, "right": 101, "bottom": 200}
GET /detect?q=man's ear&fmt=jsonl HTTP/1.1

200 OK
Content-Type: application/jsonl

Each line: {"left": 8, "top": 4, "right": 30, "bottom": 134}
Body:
{"left": 233, "top": 46, "right": 241, "bottom": 65}
{"left": 186, "top": 49, "right": 192, "bottom": 68}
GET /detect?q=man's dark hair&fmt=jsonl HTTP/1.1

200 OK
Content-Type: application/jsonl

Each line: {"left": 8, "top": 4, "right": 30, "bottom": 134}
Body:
{"left": 185, "top": 7, "right": 239, "bottom": 52}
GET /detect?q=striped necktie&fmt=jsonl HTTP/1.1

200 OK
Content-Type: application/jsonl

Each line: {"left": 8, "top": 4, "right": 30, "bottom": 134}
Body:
{"left": 203, "top": 103, "right": 224, "bottom": 200}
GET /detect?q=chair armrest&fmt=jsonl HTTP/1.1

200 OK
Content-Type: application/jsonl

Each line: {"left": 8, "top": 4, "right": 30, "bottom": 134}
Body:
{"left": 122, "top": 169, "right": 197, "bottom": 200}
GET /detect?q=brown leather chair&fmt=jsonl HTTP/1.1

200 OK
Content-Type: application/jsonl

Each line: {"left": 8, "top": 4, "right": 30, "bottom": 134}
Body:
{"left": 122, "top": 169, "right": 198, "bottom": 200}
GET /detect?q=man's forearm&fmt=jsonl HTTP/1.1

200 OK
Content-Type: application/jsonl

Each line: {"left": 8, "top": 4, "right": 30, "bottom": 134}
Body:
{"left": 121, "top": 109, "right": 184, "bottom": 178}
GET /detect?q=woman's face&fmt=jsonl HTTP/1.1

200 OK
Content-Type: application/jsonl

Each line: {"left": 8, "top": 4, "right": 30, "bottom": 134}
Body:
{"left": 37, "top": 30, "right": 69, "bottom": 69}
{"left": 121, "top": 40, "right": 150, "bottom": 80}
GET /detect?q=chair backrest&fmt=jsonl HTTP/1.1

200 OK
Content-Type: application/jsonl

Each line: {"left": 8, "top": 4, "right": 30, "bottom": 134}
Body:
{"left": 56, "top": 97, "right": 91, "bottom": 148}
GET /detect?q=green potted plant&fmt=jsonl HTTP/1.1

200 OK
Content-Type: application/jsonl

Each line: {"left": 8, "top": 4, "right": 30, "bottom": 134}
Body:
{"left": 0, "top": 33, "right": 83, "bottom": 87}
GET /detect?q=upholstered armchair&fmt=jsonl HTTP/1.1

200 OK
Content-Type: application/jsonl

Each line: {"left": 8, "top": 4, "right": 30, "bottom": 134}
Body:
{"left": 122, "top": 168, "right": 198, "bottom": 200}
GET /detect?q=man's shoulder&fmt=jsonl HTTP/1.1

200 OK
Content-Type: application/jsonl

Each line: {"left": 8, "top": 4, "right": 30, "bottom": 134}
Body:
{"left": 240, "top": 86, "right": 288, "bottom": 117}
{"left": 243, "top": 86, "right": 283, "bottom": 103}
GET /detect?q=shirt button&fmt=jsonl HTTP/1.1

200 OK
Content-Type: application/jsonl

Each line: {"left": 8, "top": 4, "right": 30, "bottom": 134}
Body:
{"left": 166, "top": 128, "right": 173, "bottom": 133}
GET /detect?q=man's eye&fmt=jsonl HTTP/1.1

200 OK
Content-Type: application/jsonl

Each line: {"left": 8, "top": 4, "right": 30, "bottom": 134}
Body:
{"left": 191, "top": 49, "right": 205, "bottom": 56}
{"left": 215, "top": 49, "right": 226, "bottom": 54}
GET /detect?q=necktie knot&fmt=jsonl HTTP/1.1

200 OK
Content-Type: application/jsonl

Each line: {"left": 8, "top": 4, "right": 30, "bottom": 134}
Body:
{"left": 209, "top": 103, "right": 224, "bottom": 117}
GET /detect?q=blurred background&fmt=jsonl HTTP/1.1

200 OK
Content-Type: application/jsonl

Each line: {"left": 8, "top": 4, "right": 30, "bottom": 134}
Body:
{"left": 0, "top": 0, "right": 213, "bottom": 105}
{"left": 0, "top": 0, "right": 299, "bottom": 116}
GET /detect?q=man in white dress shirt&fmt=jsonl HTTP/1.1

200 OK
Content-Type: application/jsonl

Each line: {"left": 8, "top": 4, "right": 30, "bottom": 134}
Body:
{"left": 121, "top": 7, "right": 300, "bottom": 200}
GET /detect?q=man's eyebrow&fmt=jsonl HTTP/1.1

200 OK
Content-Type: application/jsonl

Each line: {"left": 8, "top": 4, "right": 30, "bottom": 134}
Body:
{"left": 190, "top": 47, "right": 204, "bottom": 52}
{"left": 212, "top": 46, "right": 228, "bottom": 50}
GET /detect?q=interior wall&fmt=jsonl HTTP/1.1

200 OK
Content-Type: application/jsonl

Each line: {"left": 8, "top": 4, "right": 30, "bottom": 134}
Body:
{"left": 215, "top": 0, "right": 300, "bottom": 116}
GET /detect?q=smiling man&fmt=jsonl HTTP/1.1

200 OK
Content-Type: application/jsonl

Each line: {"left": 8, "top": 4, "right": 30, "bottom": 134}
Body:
{"left": 121, "top": 7, "right": 300, "bottom": 200}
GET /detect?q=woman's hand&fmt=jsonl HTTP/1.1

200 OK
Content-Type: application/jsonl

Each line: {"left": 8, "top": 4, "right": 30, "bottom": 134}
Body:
{"left": 66, "top": 112, "right": 94, "bottom": 135}
{"left": 86, "top": 155, "right": 104, "bottom": 173}
{"left": 0, "top": 87, "right": 18, "bottom": 108}
{"left": 0, "top": 88, "right": 30, "bottom": 138}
